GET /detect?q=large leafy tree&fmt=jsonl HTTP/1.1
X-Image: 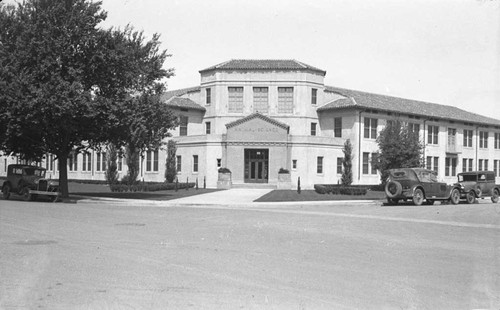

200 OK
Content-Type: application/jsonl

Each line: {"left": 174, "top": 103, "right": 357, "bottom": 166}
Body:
{"left": 372, "top": 120, "right": 423, "bottom": 185}
{"left": 0, "top": 0, "right": 176, "bottom": 197}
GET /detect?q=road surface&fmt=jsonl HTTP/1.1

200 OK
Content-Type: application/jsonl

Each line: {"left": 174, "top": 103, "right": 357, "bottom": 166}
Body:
{"left": 1, "top": 199, "right": 499, "bottom": 309}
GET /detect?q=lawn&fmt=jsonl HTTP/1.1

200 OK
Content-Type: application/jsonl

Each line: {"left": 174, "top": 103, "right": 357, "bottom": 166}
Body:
{"left": 254, "top": 189, "right": 386, "bottom": 202}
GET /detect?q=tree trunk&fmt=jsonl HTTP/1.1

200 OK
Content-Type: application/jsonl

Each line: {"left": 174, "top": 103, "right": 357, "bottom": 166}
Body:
{"left": 58, "top": 154, "right": 69, "bottom": 198}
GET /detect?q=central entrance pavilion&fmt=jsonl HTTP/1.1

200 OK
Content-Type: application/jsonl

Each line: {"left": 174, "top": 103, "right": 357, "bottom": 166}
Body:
{"left": 224, "top": 113, "right": 290, "bottom": 186}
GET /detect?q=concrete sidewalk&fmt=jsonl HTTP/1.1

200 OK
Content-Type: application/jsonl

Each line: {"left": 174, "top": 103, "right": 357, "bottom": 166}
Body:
{"left": 166, "top": 188, "right": 274, "bottom": 205}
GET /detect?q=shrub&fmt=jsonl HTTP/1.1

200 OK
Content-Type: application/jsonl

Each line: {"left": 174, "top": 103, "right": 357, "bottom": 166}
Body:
{"left": 110, "top": 182, "right": 195, "bottom": 192}
{"left": 314, "top": 184, "right": 368, "bottom": 196}
{"left": 218, "top": 167, "right": 231, "bottom": 173}
{"left": 278, "top": 168, "right": 290, "bottom": 174}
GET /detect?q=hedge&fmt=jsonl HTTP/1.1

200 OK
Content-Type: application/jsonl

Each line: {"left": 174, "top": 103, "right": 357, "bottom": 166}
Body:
{"left": 110, "top": 182, "right": 195, "bottom": 192}
{"left": 314, "top": 184, "right": 368, "bottom": 196}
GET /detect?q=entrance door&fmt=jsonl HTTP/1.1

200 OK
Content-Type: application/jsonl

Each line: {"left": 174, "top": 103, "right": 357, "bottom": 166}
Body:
{"left": 244, "top": 149, "right": 269, "bottom": 183}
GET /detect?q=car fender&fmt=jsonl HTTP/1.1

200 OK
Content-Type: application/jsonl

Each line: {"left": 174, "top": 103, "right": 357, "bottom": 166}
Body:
{"left": 2, "top": 181, "right": 11, "bottom": 189}
{"left": 412, "top": 185, "right": 425, "bottom": 197}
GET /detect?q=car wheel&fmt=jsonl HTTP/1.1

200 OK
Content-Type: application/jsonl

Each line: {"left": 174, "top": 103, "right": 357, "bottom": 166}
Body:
{"left": 385, "top": 181, "right": 402, "bottom": 198}
{"left": 21, "top": 187, "right": 32, "bottom": 201}
{"left": 50, "top": 195, "right": 59, "bottom": 202}
{"left": 466, "top": 191, "right": 476, "bottom": 204}
{"left": 491, "top": 188, "right": 499, "bottom": 203}
{"left": 413, "top": 188, "right": 424, "bottom": 206}
{"left": 450, "top": 188, "right": 460, "bottom": 205}
{"left": 475, "top": 186, "right": 482, "bottom": 198}
{"left": 425, "top": 199, "right": 435, "bottom": 205}
{"left": 2, "top": 184, "right": 11, "bottom": 200}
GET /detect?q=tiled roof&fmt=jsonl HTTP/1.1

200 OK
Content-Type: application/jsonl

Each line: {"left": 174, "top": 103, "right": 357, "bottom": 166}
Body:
{"left": 226, "top": 112, "right": 290, "bottom": 130}
{"left": 319, "top": 86, "right": 500, "bottom": 127}
{"left": 162, "top": 86, "right": 200, "bottom": 101}
{"left": 200, "top": 59, "right": 326, "bottom": 75}
{"left": 164, "top": 96, "right": 206, "bottom": 112}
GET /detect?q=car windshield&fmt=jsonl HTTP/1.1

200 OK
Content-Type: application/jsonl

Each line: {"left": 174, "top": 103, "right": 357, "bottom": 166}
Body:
{"left": 24, "top": 168, "right": 45, "bottom": 178}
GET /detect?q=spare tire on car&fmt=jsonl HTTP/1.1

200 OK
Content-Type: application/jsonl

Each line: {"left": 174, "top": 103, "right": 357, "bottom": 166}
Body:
{"left": 385, "top": 181, "right": 402, "bottom": 198}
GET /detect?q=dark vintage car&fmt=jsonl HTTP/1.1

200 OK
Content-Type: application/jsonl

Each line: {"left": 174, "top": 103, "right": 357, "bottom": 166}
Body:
{"left": 454, "top": 171, "right": 499, "bottom": 204}
{"left": 385, "top": 168, "right": 461, "bottom": 205}
{"left": 2, "top": 164, "right": 60, "bottom": 201}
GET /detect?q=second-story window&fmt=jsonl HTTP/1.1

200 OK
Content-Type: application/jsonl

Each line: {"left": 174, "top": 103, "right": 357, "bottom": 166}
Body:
{"left": 206, "top": 88, "right": 211, "bottom": 105}
{"left": 228, "top": 87, "right": 244, "bottom": 113}
{"left": 463, "top": 129, "right": 473, "bottom": 147}
{"left": 479, "top": 131, "right": 488, "bottom": 148}
{"left": 427, "top": 125, "right": 439, "bottom": 145}
{"left": 278, "top": 87, "right": 293, "bottom": 114}
{"left": 334, "top": 117, "right": 342, "bottom": 138}
{"left": 495, "top": 133, "right": 500, "bottom": 149}
{"left": 205, "top": 122, "right": 211, "bottom": 134}
{"left": 311, "top": 122, "right": 317, "bottom": 136}
{"left": 179, "top": 116, "right": 188, "bottom": 136}
{"left": 311, "top": 88, "right": 317, "bottom": 105}
{"left": 364, "top": 117, "right": 378, "bottom": 139}
{"left": 253, "top": 87, "right": 268, "bottom": 113}
{"left": 447, "top": 128, "right": 457, "bottom": 150}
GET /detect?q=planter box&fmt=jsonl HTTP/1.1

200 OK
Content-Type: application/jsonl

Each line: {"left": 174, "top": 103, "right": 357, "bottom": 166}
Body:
{"left": 217, "top": 172, "right": 232, "bottom": 189}
{"left": 277, "top": 173, "right": 292, "bottom": 189}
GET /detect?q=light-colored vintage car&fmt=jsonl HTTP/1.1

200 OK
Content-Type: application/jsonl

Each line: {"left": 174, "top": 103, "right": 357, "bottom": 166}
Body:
{"left": 385, "top": 168, "right": 461, "bottom": 206}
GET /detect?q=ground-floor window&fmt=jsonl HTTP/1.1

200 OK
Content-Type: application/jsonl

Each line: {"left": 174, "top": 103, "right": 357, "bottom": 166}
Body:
{"left": 68, "top": 153, "right": 78, "bottom": 172}
{"left": 445, "top": 157, "right": 457, "bottom": 176}
{"left": 426, "top": 156, "right": 439, "bottom": 173}
{"left": 146, "top": 150, "right": 159, "bottom": 172}
{"left": 292, "top": 159, "right": 297, "bottom": 170}
{"left": 362, "top": 153, "right": 377, "bottom": 175}
{"left": 494, "top": 160, "right": 499, "bottom": 177}
{"left": 317, "top": 156, "right": 323, "bottom": 174}
{"left": 462, "top": 158, "right": 473, "bottom": 172}
{"left": 193, "top": 155, "right": 198, "bottom": 172}
{"left": 96, "top": 152, "right": 106, "bottom": 172}
{"left": 217, "top": 158, "right": 222, "bottom": 168}
{"left": 176, "top": 155, "right": 182, "bottom": 172}
{"left": 337, "top": 157, "right": 343, "bottom": 174}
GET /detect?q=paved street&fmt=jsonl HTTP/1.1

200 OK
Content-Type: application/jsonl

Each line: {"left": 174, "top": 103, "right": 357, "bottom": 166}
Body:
{"left": 1, "top": 199, "right": 499, "bottom": 309}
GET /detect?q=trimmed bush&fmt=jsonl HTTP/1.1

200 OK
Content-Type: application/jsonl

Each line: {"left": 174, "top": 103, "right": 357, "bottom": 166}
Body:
{"left": 218, "top": 167, "right": 231, "bottom": 173}
{"left": 314, "top": 184, "right": 368, "bottom": 196}
{"left": 110, "top": 182, "right": 195, "bottom": 192}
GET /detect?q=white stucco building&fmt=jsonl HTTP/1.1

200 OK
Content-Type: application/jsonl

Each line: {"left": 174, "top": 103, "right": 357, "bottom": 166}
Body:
{"left": 2, "top": 59, "right": 500, "bottom": 188}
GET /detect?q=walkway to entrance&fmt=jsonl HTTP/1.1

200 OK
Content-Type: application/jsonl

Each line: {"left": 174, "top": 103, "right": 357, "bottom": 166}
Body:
{"left": 167, "top": 188, "right": 273, "bottom": 205}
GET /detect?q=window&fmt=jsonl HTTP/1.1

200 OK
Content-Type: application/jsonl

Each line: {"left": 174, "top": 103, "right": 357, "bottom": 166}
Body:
{"left": 479, "top": 131, "right": 489, "bottom": 148}
{"left": 463, "top": 129, "right": 473, "bottom": 147}
{"left": 193, "top": 155, "right": 198, "bottom": 173}
{"left": 228, "top": 87, "right": 244, "bottom": 113}
{"left": 364, "top": 118, "right": 378, "bottom": 139}
{"left": 371, "top": 153, "right": 378, "bottom": 175}
{"left": 117, "top": 154, "right": 123, "bottom": 172}
{"left": 495, "top": 133, "right": 500, "bottom": 149}
{"left": 68, "top": 153, "right": 78, "bottom": 172}
{"left": 462, "top": 158, "right": 474, "bottom": 173}
{"left": 217, "top": 158, "right": 222, "bottom": 168}
{"left": 292, "top": 159, "right": 297, "bottom": 170}
{"left": 494, "top": 160, "right": 499, "bottom": 177}
{"left": 179, "top": 116, "right": 188, "bottom": 136}
{"left": 96, "top": 152, "right": 106, "bottom": 172}
{"left": 484, "top": 159, "right": 489, "bottom": 171}
{"left": 311, "top": 88, "right": 317, "bottom": 105}
{"left": 337, "top": 157, "right": 343, "bottom": 174}
{"left": 253, "top": 87, "right": 268, "bottom": 113}
{"left": 468, "top": 158, "right": 473, "bottom": 172}
{"left": 409, "top": 123, "right": 420, "bottom": 134}
{"left": 426, "top": 156, "right": 439, "bottom": 173}
{"left": 205, "top": 122, "right": 211, "bottom": 134}
{"left": 445, "top": 157, "right": 457, "bottom": 176}
{"left": 363, "top": 152, "right": 369, "bottom": 174}
{"left": 176, "top": 155, "right": 182, "bottom": 172}
{"left": 146, "top": 150, "right": 159, "bottom": 172}
{"left": 447, "top": 128, "right": 456, "bottom": 149}
{"left": 479, "top": 159, "right": 483, "bottom": 171}
{"left": 82, "top": 152, "right": 91, "bottom": 172}
{"left": 334, "top": 117, "right": 342, "bottom": 138}
{"left": 278, "top": 87, "right": 293, "bottom": 114}
{"left": 317, "top": 156, "right": 323, "bottom": 174}
{"left": 428, "top": 125, "right": 439, "bottom": 145}
{"left": 311, "top": 123, "right": 317, "bottom": 136}
{"left": 206, "top": 88, "right": 211, "bottom": 105}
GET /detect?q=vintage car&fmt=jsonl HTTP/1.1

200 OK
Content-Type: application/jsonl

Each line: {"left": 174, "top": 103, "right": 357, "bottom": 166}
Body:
{"left": 385, "top": 168, "right": 461, "bottom": 205}
{"left": 2, "top": 164, "right": 60, "bottom": 201}
{"left": 454, "top": 171, "right": 499, "bottom": 204}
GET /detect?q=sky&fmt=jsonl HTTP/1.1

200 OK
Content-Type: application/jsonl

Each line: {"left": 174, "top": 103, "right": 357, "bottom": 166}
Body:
{"left": 6, "top": 0, "right": 500, "bottom": 120}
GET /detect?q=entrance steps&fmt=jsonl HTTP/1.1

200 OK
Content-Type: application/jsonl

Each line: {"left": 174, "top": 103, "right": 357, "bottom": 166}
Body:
{"left": 231, "top": 183, "right": 277, "bottom": 189}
